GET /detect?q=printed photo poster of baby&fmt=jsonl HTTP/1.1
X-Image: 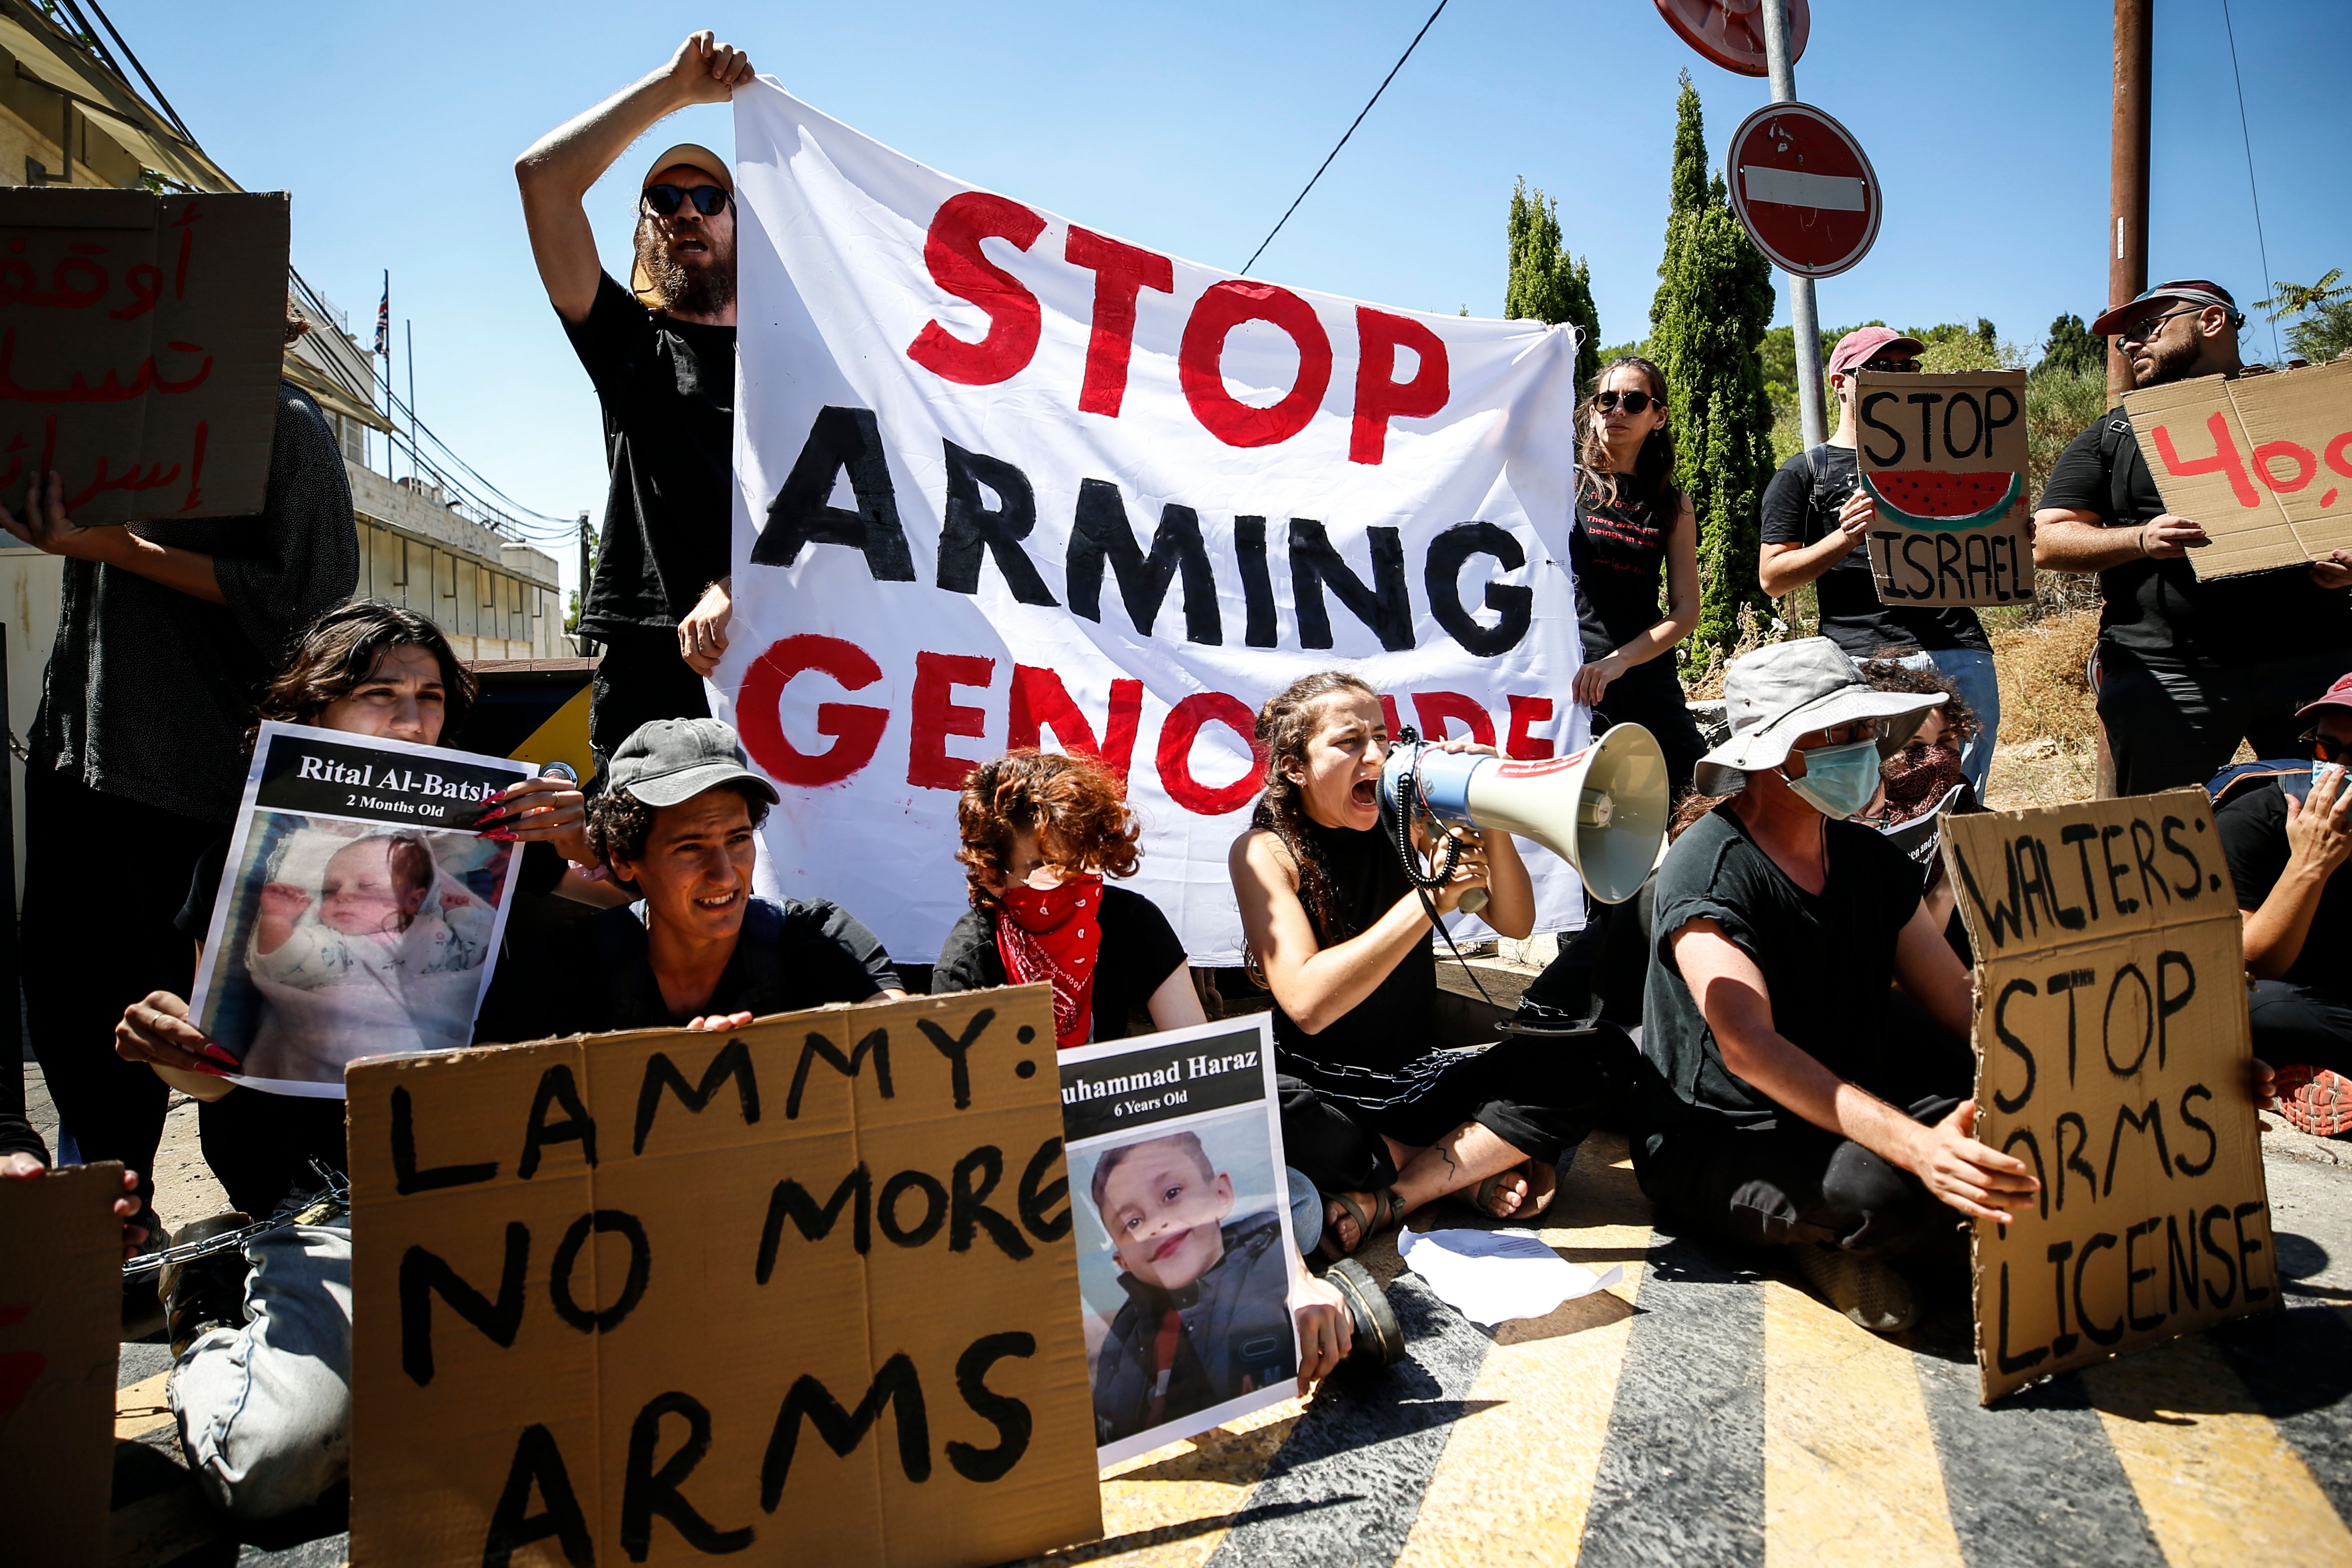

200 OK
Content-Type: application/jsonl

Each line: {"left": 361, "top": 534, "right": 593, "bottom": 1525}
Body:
{"left": 1060, "top": 1014, "right": 1300, "bottom": 1468}
{"left": 187, "top": 722, "right": 533, "bottom": 1097}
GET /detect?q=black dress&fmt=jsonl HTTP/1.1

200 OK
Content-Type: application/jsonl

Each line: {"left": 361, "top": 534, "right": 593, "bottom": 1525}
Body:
{"left": 1569, "top": 485, "right": 1706, "bottom": 801}
{"left": 1269, "top": 811, "right": 1642, "bottom": 1199}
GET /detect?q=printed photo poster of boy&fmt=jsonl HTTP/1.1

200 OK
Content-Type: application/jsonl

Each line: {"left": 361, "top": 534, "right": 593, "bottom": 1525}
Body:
{"left": 187, "top": 721, "right": 532, "bottom": 1096}
{"left": 1059, "top": 1014, "right": 1300, "bottom": 1467}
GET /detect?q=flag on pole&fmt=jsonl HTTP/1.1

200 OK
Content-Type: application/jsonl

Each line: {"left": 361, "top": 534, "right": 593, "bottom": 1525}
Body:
{"left": 372, "top": 272, "right": 389, "bottom": 357}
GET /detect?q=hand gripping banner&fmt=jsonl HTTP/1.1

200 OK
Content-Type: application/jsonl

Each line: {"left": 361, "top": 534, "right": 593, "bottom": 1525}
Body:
{"left": 722, "top": 81, "right": 1586, "bottom": 962}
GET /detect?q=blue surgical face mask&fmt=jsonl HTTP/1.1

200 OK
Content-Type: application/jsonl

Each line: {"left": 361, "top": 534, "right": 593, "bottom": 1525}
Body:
{"left": 1784, "top": 737, "right": 1883, "bottom": 819}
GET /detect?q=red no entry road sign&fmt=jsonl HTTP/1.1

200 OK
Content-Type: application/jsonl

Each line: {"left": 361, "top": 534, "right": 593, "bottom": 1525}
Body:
{"left": 1726, "top": 101, "right": 1880, "bottom": 278}
{"left": 1652, "top": 0, "right": 1808, "bottom": 78}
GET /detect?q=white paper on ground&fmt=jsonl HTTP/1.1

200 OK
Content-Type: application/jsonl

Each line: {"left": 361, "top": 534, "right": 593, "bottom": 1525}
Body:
{"left": 1397, "top": 1226, "right": 1626, "bottom": 1326}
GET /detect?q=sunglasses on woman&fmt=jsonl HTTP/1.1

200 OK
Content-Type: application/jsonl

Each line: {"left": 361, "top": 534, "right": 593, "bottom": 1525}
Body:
{"left": 642, "top": 183, "right": 731, "bottom": 218}
{"left": 1592, "top": 389, "right": 1656, "bottom": 415}
{"left": 2304, "top": 728, "right": 2351, "bottom": 765}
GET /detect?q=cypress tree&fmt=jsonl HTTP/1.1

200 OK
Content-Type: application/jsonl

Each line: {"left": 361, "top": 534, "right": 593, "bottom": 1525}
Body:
{"left": 1506, "top": 178, "right": 1601, "bottom": 388}
{"left": 1647, "top": 72, "right": 1777, "bottom": 659}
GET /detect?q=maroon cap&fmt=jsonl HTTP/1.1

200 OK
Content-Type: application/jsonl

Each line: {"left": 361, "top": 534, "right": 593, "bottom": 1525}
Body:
{"left": 1826, "top": 326, "right": 1926, "bottom": 378}
{"left": 2295, "top": 671, "right": 2352, "bottom": 721}
{"left": 2089, "top": 279, "right": 2243, "bottom": 338}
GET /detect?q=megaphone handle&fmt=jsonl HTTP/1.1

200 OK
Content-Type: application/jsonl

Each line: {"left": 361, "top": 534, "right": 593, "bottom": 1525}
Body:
{"left": 1455, "top": 887, "right": 1488, "bottom": 915}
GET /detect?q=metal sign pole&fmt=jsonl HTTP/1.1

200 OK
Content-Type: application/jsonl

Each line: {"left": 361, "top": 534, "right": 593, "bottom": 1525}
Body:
{"left": 1760, "top": 0, "right": 1827, "bottom": 450}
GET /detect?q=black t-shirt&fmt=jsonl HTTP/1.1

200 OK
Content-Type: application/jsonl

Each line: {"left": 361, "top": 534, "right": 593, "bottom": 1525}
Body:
{"left": 931, "top": 884, "right": 1190, "bottom": 1043}
{"left": 1760, "top": 444, "right": 1989, "bottom": 658}
{"left": 2038, "top": 404, "right": 2352, "bottom": 671}
{"left": 1270, "top": 813, "right": 1437, "bottom": 1097}
{"left": 1570, "top": 486, "right": 1671, "bottom": 661}
{"left": 1644, "top": 807, "right": 1924, "bottom": 1126}
{"left": 563, "top": 273, "right": 736, "bottom": 635}
{"left": 2220, "top": 779, "right": 2344, "bottom": 996}
{"left": 473, "top": 896, "right": 900, "bottom": 1043}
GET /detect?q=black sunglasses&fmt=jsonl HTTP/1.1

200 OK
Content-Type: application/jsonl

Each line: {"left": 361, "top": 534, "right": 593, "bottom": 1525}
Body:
{"left": 2302, "top": 728, "right": 2351, "bottom": 764}
{"left": 1592, "top": 389, "right": 1656, "bottom": 415}
{"left": 1857, "top": 356, "right": 1919, "bottom": 374}
{"left": 642, "top": 183, "right": 731, "bottom": 218}
{"left": 2115, "top": 306, "right": 2203, "bottom": 346}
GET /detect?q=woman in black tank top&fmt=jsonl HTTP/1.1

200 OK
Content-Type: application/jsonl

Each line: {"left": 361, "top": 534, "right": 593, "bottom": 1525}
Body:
{"left": 1229, "top": 674, "right": 1645, "bottom": 1259}
{"left": 1568, "top": 356, "right": 1707, "bottom": 800}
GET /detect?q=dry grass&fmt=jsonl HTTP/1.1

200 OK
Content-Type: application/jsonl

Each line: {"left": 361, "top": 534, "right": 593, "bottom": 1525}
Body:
{"left": 1982, "top": 606, "right": 2102, "bottom": 810}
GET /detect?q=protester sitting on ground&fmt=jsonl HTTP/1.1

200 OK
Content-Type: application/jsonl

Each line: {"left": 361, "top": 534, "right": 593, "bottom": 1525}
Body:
{"left": 1230, "top": 673, "right": 1646, "bottom": 1258}
{"left": 2033, "top": 280, "right": 2352, "bottom": 794}
{"left": 518, "top": 31, "right": 756, "bottom": 778}
{"left": 474, "top": 717, "right": 907, "bottom": 1042}
{"left": 109, "top": 602, "right": 592, "bottom": 1522}
{"left": 1567, "top": 355, "right": 1707, "bottom": 801}
{"left": 2225, "top": 672, "right": 2352, "bottom": 1137}
{"left": 1634, "top": 637, "right": 2035, "bottom": 1333}
{"left": 3, "top": 316, "right": 359, "bottom": 1251}
{"left": 1758, "top": 327, "right": 2002, "bottom": 800}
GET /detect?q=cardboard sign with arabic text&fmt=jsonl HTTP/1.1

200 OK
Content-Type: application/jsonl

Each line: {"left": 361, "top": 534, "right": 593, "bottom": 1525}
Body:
{"left": 1941, "top": 791, "right": 2275, "bottom": 1403}
{"left": 2124, "top": 357, "right": 2352, "bottom": 579}
{"left": 1854, "top": 368, "right": 2035, "bottom": 609}
{"left": 0, "top": 187, "right": 288, "bottom": 524}
{"left": 346, "top": 986, "right": 1102, "bottom": 1568}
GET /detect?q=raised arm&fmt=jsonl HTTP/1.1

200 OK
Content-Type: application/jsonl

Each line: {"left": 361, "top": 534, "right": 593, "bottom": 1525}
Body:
{"left": 515, "top": 32, "right": 754, "bottom": 322}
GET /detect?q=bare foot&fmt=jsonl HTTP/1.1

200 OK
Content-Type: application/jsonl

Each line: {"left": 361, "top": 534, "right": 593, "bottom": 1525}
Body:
{"left": 1474, "top": 1160, "right": 1558, "bottom": 1221}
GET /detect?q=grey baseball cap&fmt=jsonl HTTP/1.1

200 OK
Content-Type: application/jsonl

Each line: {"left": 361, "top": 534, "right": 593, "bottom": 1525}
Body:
{"left": 606, "top": 718, "right": 780, "bottom": 809}
{"left": 1693, "top": 638, "right": 1946, "bottom": 797}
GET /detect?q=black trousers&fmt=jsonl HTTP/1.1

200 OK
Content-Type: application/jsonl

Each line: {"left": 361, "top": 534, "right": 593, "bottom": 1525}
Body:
{"left": 197, "top": 1091, "right": 348, "bottom": 1219}
{"left": 1594, "top": 655, "right": 1706, "bottom": 804}
{"left": 2098, "top": 650, "right": 2345, "bottom": 796}
{"left": 589, "top": 627, "right": 710, "bottom": 787}
{"left": 1277, "top": 1025, "right": 1652, "bottom": 1199}
{"left": 22, "top": 767, "right": 218, "bottom": 1208}
{"left": 2249, "top": 979, "right": 2352, "bottom": 1078}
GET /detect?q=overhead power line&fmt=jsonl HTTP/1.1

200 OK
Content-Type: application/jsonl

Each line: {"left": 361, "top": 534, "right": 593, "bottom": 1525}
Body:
{"left": 1239, "top": 0, "right": 1450, "bottom": 277}
{"left": 2217, "top": 0, "right": 2282, "bottom": 364}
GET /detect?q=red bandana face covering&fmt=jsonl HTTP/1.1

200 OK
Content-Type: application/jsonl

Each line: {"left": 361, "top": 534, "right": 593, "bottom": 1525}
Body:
{"left": 994, "top": 874, "right": 1104, "bottom": 1053}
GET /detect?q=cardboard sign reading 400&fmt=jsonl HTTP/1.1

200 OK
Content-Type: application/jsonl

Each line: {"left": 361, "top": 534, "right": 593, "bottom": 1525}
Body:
{"left": 1942, "top": 791, "right": 2277, "bottom": 1403}
{"left": 2125, "top": 357, "right": 2352, "bottom": 580}
{"left": 347, "top": 986, "right": 1102, "bottom": 1568}
{"left": 1855, "top": 368, "right": 2036, "bottom": 610}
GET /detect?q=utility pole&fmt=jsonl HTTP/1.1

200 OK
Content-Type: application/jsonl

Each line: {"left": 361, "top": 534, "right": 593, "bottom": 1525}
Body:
{"left": 1760, "top": 0, "right": 1826, "bottom": 449}
{"left": 2109, "top": 0, "right": 2151, "bottom": 398}
{"left": 405, "top": 319, "right": 419, "bottom": 487}
{"left": 575, "top": 510, "right": 596, "bottom": 657}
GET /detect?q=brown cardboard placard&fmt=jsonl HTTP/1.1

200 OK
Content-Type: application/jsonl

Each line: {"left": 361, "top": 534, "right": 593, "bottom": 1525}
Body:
{"left": 2124, "top": 357, "right": 2352, "bottom": 579}
{"left": 1853, "top": 368, "right": 2036, "bottom": 609}
{"left": 0, "top": 1162, "right": 126, "bottom": 1567}
{"left": 346, "top": 987, "right": 1102, "bottom": 1568}
{"left": 1941, "top": 790, "right": 2275, "bottom": 1404}
{"left": 0, "top": 187, "right": 289, "bottom": 524}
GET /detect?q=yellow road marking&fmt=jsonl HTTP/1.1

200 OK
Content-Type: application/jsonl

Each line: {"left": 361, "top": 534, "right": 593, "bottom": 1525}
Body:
{"left": 1066, "top": 1396, "right": 1305, "bottom": 1566}
{"left": 1763, "top": 1279, "right": 1965, "bottom": 1568}
{"left": 115, "top": 1368, "right": 174, "bottom": 1441}
{"left": 1392, "top": 1137, "right": 1653, "bottom": 1568}
{"left": 2086, "top": 1329, "right": 2352, "bottom": 1568}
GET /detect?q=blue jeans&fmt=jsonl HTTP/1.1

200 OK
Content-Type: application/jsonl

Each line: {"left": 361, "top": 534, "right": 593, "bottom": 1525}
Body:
{"left": 1900, "top": 648, "right": 1999, "bottom": 801}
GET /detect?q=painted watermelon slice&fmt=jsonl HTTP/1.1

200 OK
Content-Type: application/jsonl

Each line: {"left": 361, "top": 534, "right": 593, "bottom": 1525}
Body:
{"left": 1862, "top": 469, "right": 2023, "bottom": 530}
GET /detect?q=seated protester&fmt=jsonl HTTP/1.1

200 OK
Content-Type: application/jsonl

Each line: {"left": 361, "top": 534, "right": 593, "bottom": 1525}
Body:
{"left": 1231, "top": 673, "right": 1643, "bottom": 1258}
{"left": 474, "top": 717, "right": 905, "bottom": 1041}
{"left": 1854, "top": 655, "right": 1985, "bottom": 961}
{"left": 109, "top": 600, "right": 590, "bottom": 1521}
{"left": 1635, "top": 638, "right": 2037, "bottom": 1333}
{"left": 935, "top": 750, "right": 1204, "bottom": 1043}
{"left": 2226, "top": 672, "right": 2352, "bottom": 1136}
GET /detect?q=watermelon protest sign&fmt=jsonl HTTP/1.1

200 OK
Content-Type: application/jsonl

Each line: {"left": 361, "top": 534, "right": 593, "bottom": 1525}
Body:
{"left": 1940, "top": 792, "right": 2275, "bottom": 1403}
{"left": 1854, "top": 368, "right": 2035, "bottom": 610}
{"left": 2123, "top": 357, "right": 2352, "bottom": 580}
{"left": 719, "top": 82, "right": 1588, "bottom": 964}
{"left": 345, "top": 987, "right": 1103, "bottom": 1567}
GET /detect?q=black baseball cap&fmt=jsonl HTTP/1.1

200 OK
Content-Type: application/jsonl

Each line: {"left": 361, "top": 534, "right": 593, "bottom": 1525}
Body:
{"left": 2090, "top": 279, "right": 2246, "bottom": 338}
{"left": 606, "top": 718, "right": 778, "bottom": 809}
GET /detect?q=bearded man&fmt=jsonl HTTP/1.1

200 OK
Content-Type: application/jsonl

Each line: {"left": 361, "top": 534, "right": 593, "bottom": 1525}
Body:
{"left": 518, "top": 31, "right": 756, "bottom": 782}
{"left": 2034, "top": 279, "right": 2352, "bottom": 794}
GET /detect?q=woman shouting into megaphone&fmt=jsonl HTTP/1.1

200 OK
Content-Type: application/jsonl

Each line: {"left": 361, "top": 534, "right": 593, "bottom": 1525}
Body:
{"left": 1229, "top": 673, "right": 1652, "bottom": 1261}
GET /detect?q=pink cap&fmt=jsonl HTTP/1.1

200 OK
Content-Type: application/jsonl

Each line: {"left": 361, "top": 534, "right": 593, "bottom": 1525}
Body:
{"left": 2295, "top": 670, "right": 2352, "bottom": 720}
{"left": 1827, "top": 326, "right": 1926, "bottom": 378}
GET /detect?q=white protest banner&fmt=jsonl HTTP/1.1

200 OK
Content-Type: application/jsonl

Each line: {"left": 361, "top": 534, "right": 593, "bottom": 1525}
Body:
{"left": 721, "top": 82, "right": 1586, "bottom": 962}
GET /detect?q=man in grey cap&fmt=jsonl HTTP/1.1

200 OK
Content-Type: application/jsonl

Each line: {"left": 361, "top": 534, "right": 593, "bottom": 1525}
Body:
{"left": 2035, "top": 278, "right": 2352, "bottom": 794}
{"left": 1634, "top": 639, "right": 2038, "bottom": 1332}
{"left": 474, "top": 718, "right": 905, "bottom": 1041}
{"left": 518, "top": 32, "right": 756, "bottom": 782}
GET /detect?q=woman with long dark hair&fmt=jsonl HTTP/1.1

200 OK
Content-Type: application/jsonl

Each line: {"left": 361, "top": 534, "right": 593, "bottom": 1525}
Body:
{"left": 1229, "top": 673, "right": 1643, "bottom": 1258}
{"left": 1568, "top": 355, "right": 1706, "bottom": 800}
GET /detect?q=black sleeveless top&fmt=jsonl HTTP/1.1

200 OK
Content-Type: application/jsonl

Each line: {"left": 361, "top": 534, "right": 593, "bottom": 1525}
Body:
{"left": 1269, "top": 811, "right": 1440, "bottom": 1109}
{"left": 1569, "top": 483, "right": 1670, "bottom": 661}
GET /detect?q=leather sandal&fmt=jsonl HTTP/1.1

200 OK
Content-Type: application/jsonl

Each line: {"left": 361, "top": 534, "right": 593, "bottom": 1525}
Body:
{"left": 1317, "top": 1186, "right": 1401, "bottom": 1262}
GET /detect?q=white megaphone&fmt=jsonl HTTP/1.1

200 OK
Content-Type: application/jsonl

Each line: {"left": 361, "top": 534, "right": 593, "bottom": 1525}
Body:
{"left": 1378, "top": 724, "right": 1670, "bottom": 908}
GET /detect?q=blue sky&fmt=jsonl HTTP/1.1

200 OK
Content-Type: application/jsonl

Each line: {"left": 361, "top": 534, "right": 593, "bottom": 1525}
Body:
{"left": 107, "top": 0, "right": 2352, "bottom": 598}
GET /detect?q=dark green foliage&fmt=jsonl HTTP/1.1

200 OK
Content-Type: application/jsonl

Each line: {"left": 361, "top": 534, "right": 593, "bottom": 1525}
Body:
{"left": 2039, "top": 313, "right": 2105, "bottom": 378}
{"left": 1506, "top": 178, "right": 1601, "bottom": 387}
{"left": 2260, "top": 271, "right": 2352, "bottom": 364}
{"left": 1647, "top": 73, "right": 1777, "bottom": 659}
